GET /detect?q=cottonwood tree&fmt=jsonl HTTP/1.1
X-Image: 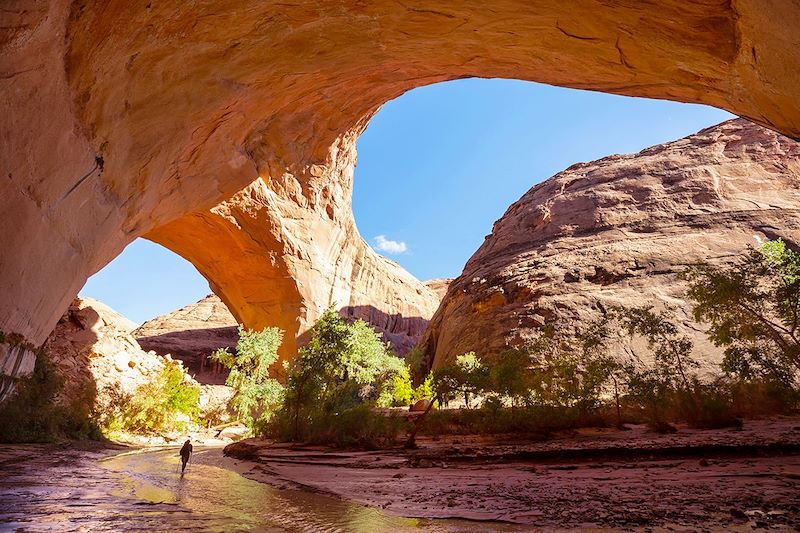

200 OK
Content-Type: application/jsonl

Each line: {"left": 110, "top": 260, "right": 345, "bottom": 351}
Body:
{"left": 277, "top": 307, "right": 404, "bottom": 442}
{"left": 684, "top": 239, "right": 800, "bottom": 388}
{"left": 211, "top": 325, "right": 284, "bottom": 428}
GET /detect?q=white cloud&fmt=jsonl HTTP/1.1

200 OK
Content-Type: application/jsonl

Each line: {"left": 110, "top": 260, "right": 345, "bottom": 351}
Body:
{"left": 373, "top": 234, "right": 408, "bottom": 255}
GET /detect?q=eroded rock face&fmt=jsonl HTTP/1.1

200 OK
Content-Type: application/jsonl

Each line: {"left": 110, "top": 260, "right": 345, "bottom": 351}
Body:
{"left": 44, "top": 297, "right": 231, "bottom": 430}
{"left": 146, "top": 136, "right": 441, "bottom": 359}
{"left": 424, "top": 279, "right": 454, "bottom": 301}
{"left": 421, "top": 120, "right": 800, "bottom": 370}
{"left": 134, "top": 295, "right": 238, "bottom": 380}
{"left": 3, "top": 1, "right": 800, "bottom": 387}
{"left": 44, "top": 297, "right": 173, "bottom": 409}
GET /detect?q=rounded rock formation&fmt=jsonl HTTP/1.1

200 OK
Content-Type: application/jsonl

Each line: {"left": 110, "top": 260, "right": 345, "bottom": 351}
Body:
{"left": 421, "top": 119, "right": 800, "bottom": 369}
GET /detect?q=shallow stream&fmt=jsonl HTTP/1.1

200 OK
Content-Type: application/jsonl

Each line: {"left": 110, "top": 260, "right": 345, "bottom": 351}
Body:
{"left": 0, "top": 445, "right": 517, "bottom": 532}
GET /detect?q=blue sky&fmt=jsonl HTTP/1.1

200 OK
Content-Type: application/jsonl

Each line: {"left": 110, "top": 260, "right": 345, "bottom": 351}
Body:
{"left": 81, "top": 78, "right": 733, "bottom": 324}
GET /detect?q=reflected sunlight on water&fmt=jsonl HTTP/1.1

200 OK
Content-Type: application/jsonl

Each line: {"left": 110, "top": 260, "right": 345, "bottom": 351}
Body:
{"left": 0, "top": 446, "right": 524, "bottom": 532}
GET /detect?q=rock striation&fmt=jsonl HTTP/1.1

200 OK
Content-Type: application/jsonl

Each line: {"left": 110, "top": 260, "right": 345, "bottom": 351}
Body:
{"left": 134, "top": 294, "right": 238, "bottom": 380}
{"left": 421, "top": 120, "right": 800, "bottom": 371}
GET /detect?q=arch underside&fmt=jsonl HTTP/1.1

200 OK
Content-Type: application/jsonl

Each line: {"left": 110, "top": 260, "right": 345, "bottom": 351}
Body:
{"left": 1, "top": 1, "right": 799, "bottom": 369}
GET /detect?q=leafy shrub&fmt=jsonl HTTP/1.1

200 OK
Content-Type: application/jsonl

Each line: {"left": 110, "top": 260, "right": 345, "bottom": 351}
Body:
{"left": 420, "top": 404, "right": 607, "bottom": 439}
{"left": 405, "top": 345, "right": 429, "bottom": 383}
{"left": 211, "top": 325, "right": 284, "bottom": 428}
{"left": 312, "top": 404, "right": 410, "bottom": 448}
{"left": 727, "top": 378, "right": 798, "bottom": 417}
{"left": 0, "top": 352, "right": 101, "bottom": 442}
{"left": 101, "top": 360, "right": 200, "bottom": 435}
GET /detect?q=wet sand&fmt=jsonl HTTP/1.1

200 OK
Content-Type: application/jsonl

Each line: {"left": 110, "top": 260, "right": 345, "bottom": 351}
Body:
{"left": 224, "top": 416, "right": 800, "bottom": 530}
{"left": 0, "top": 442, "right": 524, "bottom": 531}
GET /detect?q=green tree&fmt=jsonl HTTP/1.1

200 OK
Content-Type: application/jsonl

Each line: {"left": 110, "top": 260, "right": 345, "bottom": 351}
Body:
{"left": 613, "top": 306, "right": 698, "bottom": 395}
{"left": 377, "top": 365, "right": 414, "bottom": 407}
{"left": 277, "top": 307, "right": 405, "bottom": 442}
{"left": 211, "top": 325, "right": 284, "bottom": 427}
{"left": 404, "top": 345, "right": 429, "bottom": 383}
{"left": 109, "top": 360, "right": 201, "bottom": 435}
{"left": 486, "top": 348, "right": 535, "bottom": 407}
{"left": 609, "top": 306, "right": 702, "bottom": 429}
{"left": 433, "top": 352, "right": 487, "bottom": 408}
{"left": 684, "top": 239, "right": 800, "bottom": 387}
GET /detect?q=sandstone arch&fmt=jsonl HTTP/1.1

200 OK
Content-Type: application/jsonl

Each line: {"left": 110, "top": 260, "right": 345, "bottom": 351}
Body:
{"left": 2, "top": 0, "right": 799, "bottom": 360}
{"left": 145, "top": 138, "right": 440, "bottom": 358}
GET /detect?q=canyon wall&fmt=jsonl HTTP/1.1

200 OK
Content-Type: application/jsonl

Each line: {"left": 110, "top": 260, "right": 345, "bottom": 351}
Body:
{"left": 421, "top": 120, "right": 800, "bottom": 371}
{"left": 134, "top": 295, "right": 239, "bottom": 380}
{"left": 43, "top": 297, "right": 231, "bottom": 431}
{"left": 44, "top": 298, "right": 176, "bottom": 409}
{"left": 3, "top": 1, "right": 800, "bottom": 386}
{"left": 136, "top": 280, "right": 451, "bottom": 370}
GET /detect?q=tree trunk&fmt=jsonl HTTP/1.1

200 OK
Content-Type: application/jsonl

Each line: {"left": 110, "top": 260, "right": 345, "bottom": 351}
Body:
{"left": 405, "top": 396, "right": 437, "bottom": 449}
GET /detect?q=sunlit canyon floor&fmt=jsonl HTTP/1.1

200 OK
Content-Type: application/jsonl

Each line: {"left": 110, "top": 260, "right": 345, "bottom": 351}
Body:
{"left": 0, "top": 418, "right": 799, "bottom": 531}
{"left": 225, "top": 416, "right": 800, "bottom": 531}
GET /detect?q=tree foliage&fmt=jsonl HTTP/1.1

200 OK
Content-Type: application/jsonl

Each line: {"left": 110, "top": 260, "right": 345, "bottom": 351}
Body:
{"left": 104, "top": 360, "right": 200, "bottom": 435}
{"left": 429, "top": 325, "right": 619, "bottom": 413}
{"left": 433, "top": 352, "right": 487, "bottom": 408}
{"left": 271, "top": 307, "right": 405, "bottom": 444}
{"left": 211, "top": 325, "right": 284, "bottom": 427}
{"left": 684, "top": 239, "right": 800, "bottom": 387}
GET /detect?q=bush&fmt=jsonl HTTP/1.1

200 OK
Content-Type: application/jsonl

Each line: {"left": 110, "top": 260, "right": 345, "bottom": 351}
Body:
{"left": 0, "top": 352, "right": 101, "bottom": 442}
{"left": 377, "top": 365, "right": 414, "bottom": 407}
{"left": 211, "top": 325, "right": 284, "bottom": 428}
{"left": 420, "top": 404, "right": 608, "bottom": 439}
{"left": 728, "top": 378, "right": 798, "bottom": 417}
{"left": 101, "top": 360, "right": 200, "bottom": 435}
{"left": 683, "top": 380, "right": 740, "bottom": 429}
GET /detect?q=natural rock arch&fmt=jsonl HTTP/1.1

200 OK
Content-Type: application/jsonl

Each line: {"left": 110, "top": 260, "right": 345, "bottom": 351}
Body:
{"left": 2, "top": 0, "right": 799, "bottom": 359}
{"left": 145, "top": 141, "right": 441, "bottom": 358}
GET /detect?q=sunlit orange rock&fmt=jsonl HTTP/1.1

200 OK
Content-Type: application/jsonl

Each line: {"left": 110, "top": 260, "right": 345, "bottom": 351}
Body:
{"left": 2, "top": 1, "right": 800, "bottom": 379}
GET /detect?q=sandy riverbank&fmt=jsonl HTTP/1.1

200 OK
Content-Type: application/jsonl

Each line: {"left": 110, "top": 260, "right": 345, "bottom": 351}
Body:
{"left": 222, "top": 416, "right": 800, "bottom": 530}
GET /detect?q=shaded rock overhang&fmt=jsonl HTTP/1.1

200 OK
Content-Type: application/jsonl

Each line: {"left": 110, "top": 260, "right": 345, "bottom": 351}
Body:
{"left": 1, "top": 0, "right": 798, "bottom": 364}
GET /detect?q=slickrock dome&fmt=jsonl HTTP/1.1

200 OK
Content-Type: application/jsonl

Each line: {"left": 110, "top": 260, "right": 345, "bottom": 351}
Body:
{"left": 420, "top": 120, "right": 800, "bottom": 369}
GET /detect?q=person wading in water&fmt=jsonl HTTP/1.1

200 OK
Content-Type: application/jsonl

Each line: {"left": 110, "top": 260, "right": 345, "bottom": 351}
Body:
{"left": 179, "top": 439, "right": 193, "bottom": 474}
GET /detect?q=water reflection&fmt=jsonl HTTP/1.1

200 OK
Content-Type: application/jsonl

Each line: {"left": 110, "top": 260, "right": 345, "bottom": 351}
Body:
{"left": 0, "top": 446, "right": 522, "bottom": 532}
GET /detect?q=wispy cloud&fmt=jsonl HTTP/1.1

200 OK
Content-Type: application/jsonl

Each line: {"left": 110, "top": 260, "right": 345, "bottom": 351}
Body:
{"left": 373, "top": 235, "right": 408, "bottom": 255}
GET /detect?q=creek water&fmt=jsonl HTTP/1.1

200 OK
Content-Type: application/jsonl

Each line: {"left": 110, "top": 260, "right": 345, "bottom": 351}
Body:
{"left": 0, "top": 445, "right": 517, "bottom": 532}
